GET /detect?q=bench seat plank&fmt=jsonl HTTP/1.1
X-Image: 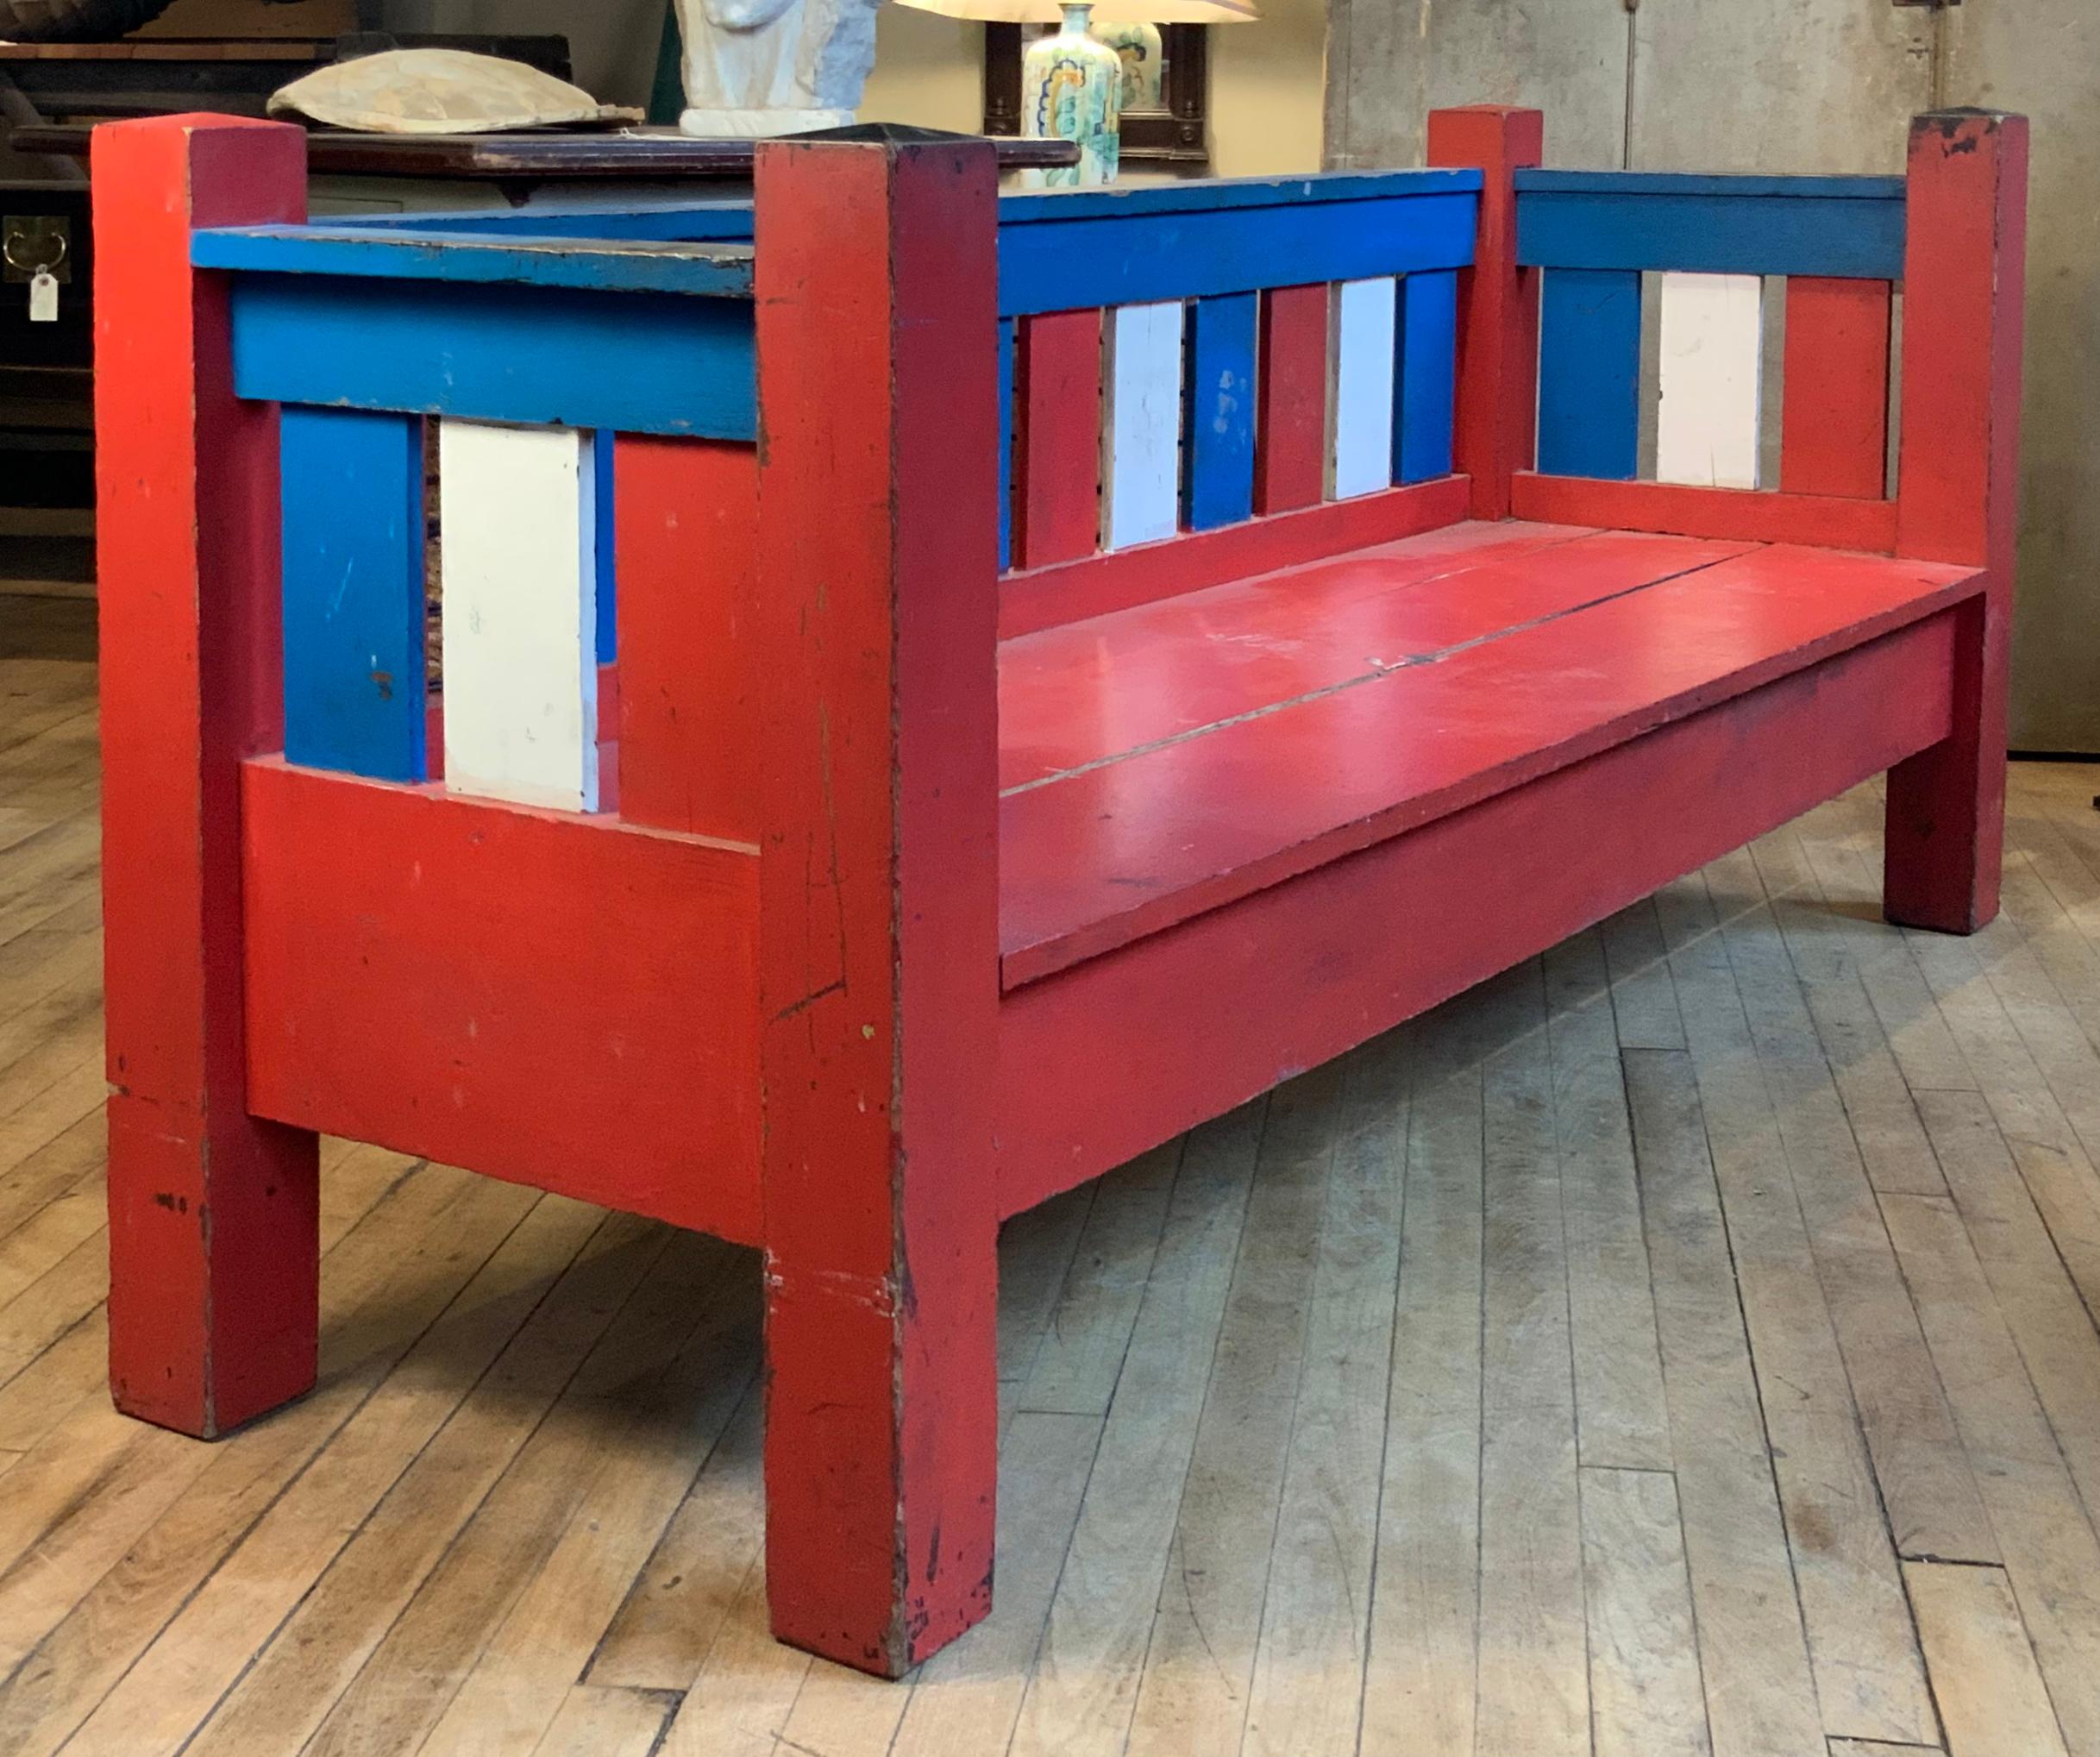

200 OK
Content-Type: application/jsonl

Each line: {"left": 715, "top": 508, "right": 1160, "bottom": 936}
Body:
{"left": 998, "top": 523, "right": 1978, "bottom": 985}
{"left": 999, "top": 523, "right": 1750, "bottom": 789}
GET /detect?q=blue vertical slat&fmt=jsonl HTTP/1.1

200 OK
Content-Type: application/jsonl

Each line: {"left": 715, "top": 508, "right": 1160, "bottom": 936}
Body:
{"left": 1182, "top": 292, "right": 1259, "bottom": 531}
{"left": 1536, "top": 267, "right": 1641, "bottom": 480}
{"left": 997, "top": 316, "right": 1017, "bottom": 571}
{"left": 593, "top": 430, "right": 617, "bottom": 662}
{"left": 1395, "top": 269, "right": 1458, "bottom": 484}
{"left": 280, "top": 405, "right": 427, "bottom": 781}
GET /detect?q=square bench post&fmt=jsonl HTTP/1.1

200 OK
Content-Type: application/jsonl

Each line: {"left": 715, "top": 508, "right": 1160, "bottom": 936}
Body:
{"left": 751, "top": 130, "right": 1004, "bottom": 1676}
{"left": 1428, "top": 104, "right": 1543, "bottom": 522}
{"left": 93, "top": 116, "right": 322, "bottom": 1437}
{"left": 1886, "top": 110, "right": 2028, "bottom": 932}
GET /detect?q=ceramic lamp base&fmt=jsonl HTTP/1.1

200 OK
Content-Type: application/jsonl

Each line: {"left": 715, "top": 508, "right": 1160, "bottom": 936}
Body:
{"left": 1021, "top": 1, "right": 1122, "bottom": 187}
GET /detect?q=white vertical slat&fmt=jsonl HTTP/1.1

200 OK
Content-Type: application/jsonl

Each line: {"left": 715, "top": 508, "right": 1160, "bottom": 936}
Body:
{"left": 1100, "top": 300, "right": 1184, "bottom": 551}
{"left": 1656, "top": 272, "right": 1764, "bottom": 490}
{"left": 1330, "top": 276, "right": 1398, "bottom": 500}
{"left": 439, "top": 419, "right": 599, "bottom": 813}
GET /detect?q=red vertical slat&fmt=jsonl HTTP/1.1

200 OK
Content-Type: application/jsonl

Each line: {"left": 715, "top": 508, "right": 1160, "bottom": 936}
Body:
{"left": 1013, "top": 307, "right": 1102, "bottom": 569}
{"left": 614, "top": 434, "right": 760, "bottom": 841}
{"left": 1781, "top": 276, "right": 1892, "bottom": 499}
{"left": 752, "top": 133, "right": 1002, "bottom": 1678}
{"left": 1254, "top": 282, "right": 1330, "bottom": 515}
{"left": 93, "top": 114, "right": 322, "bottom": 1438}
{"left": 1885, "top": 110, "right": 2029, "bottom": 933}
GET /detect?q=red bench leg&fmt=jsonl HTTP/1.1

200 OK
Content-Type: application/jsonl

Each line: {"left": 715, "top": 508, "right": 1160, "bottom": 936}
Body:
{"left": 1885, "top": 110, "right": 2028, "bottom": 935}
{"left": 94, "top": 116, "right": 322, "bottom": 1436}
{"left": 1884, "top": 598, "right": 2004, "bottom": 934}
{"left": 752, "top": 132, "right": 1004, "bottom": 1675}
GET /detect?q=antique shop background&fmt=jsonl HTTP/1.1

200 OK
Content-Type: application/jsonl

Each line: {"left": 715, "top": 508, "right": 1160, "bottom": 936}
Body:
{"left": 508, "top": 0, "right": 2100, "bottom": 753}
{"left": 15, "top": 0, "right": 2100, "bottom": 749}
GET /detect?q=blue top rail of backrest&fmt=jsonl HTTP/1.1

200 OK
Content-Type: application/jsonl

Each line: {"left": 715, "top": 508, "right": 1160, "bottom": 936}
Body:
{"left": 1514, "top": 169, "right": 1907, "bottom": 281}
{"left": 197, "top": 166, "right": 1481, "bottom": 317}
{"left": 192, "top": 168, "right": 1481, "bottom": 439}
{"left": 994, "top": 169, "right": 1480, "bottom": 314}
{"left": 194, "top": 222, "right": 762, "bottom": 440}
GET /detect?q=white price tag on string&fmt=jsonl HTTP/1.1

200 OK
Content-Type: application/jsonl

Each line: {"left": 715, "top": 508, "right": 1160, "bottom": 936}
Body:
{"left": 28, "top": 271, "right": 59, "bottom": 323}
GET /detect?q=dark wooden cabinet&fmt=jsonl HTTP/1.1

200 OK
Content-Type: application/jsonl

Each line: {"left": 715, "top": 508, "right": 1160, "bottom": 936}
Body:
{"left": 2, "top": 181, "right": 93, "bottom": 508}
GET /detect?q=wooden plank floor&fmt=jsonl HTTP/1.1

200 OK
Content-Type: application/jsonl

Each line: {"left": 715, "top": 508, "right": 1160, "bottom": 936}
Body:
{"left": 3, "top": 586, "right": 2100, "bottom": 1756}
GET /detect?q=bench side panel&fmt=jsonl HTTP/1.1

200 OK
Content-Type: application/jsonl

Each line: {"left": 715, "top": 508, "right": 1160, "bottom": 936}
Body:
{"left": 241, "top": 759, "right": 763, "bottom": 1242}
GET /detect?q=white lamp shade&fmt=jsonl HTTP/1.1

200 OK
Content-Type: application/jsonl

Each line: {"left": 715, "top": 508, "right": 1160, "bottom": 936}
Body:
{"left": 896, "top": 0, "right": 1256, "bottom": 22}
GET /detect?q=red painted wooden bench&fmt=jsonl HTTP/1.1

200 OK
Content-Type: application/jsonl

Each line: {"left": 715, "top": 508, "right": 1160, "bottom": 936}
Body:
{"left": 93, "top": 104, "right": 2026, "bottom": 1676}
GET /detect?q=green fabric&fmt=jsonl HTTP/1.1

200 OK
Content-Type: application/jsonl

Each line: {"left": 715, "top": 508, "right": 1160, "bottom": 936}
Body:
{"left": 648, "top": 1, "right": 684, "bottom": 125}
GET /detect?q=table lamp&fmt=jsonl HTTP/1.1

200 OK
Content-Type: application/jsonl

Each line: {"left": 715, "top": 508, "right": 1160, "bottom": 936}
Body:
{"left": 895, "top": 0, "right": 1257, "bottom": 185}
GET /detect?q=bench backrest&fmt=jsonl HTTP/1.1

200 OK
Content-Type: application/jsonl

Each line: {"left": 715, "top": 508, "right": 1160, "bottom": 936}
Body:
{"left": 121, "top": 105, "right": 2022, "bottom": 850}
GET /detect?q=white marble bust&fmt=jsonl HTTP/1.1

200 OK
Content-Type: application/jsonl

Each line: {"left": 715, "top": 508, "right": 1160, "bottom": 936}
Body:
{"left": 676, "top": 0, "right": 883, "bottom": 137}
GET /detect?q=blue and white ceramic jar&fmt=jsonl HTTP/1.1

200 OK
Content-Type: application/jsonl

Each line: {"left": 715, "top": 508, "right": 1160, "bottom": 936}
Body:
{"left": 1021, "top": 1, "right": 1122, "bottom": 187}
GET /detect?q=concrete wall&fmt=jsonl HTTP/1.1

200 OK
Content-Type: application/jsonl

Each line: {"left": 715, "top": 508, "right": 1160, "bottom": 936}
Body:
{"left": 1326, "top": 0, "right": 1628, "bottom": 173}
{"left": 1326, "top": 2, "right": 1934, "bottom": 178}
{"left": 1943, "top": 1, "right": 2100, "bottom": 754}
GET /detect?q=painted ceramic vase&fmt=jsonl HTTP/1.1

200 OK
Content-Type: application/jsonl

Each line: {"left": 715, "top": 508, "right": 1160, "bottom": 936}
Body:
{"left": 1088, "top": 19, "right": 1163, "bottom": 114}
{"left": 1021, "top": 1, "right": 1122, "bottom": 188}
